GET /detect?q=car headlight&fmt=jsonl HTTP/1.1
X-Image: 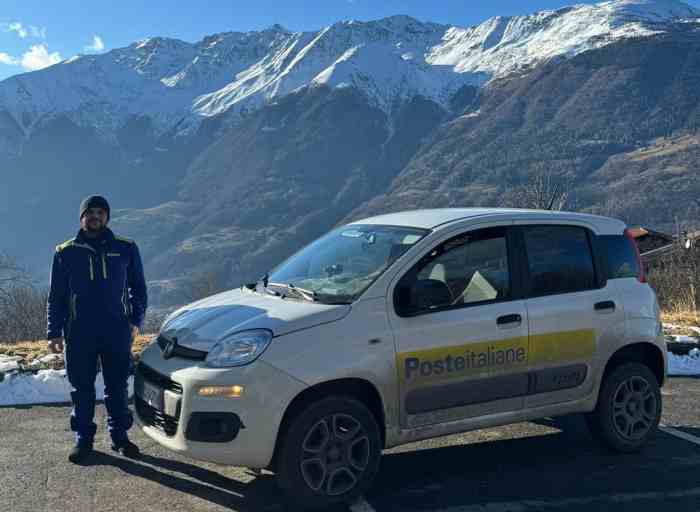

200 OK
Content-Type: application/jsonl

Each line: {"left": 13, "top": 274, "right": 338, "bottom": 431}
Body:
{"left": 205, "top": 329, "right": 273, "bottom": 368}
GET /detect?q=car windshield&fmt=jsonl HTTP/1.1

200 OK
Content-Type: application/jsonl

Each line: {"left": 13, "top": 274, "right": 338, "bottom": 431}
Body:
{"left": 264, "top": 224, "right": 429, "bottom": 304}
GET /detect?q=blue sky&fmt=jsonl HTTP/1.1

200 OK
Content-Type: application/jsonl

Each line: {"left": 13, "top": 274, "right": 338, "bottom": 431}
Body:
{"left": 1, "top": 0, "right": 699, "bottom": 80}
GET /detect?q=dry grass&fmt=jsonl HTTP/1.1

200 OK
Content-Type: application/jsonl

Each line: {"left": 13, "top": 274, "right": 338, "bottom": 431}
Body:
{"left": 662, "top": 310, "right": 699, "bottom": 327}
{"left": 661, "top": 309, "right": 700, "bottom": 339}
{"left": 630, "top": 134, "right": 700, "bottom": 162}
{"left": 0, "top": 334, "right": 155, "bottom": 365}
{"left": 4, "top": 310, "right": 699, "bottom": 367}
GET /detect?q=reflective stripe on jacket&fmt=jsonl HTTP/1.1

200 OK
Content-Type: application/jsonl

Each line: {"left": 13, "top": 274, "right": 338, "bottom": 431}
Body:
{"left": 47, "top": 228, "right": 148, "bottom": 339}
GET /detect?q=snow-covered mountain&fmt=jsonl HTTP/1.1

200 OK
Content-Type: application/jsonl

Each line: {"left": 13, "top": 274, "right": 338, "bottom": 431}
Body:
{"left": 3, "top": 0, "right": 700, "bottom": 304}
{"left": 0, "top": 0, "right": 698, "bottom": 143}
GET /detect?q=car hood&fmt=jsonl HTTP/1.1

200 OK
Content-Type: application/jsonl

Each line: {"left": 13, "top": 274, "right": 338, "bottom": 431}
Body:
{"left": 159, "top": 287, "right": 351, "bottom": 351}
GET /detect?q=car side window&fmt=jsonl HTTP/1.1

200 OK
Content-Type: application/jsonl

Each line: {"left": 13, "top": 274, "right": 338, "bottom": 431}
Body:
{"left": 601, "top": 234, "right": 640, "bottom": 279}
{"left": 395, "top": 227, "right": 511, "bottom": 316}
{"left": 523, "top": 225, "right": 596, "bottom": 297}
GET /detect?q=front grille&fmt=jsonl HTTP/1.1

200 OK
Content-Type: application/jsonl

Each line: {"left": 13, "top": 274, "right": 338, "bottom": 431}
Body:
{"left": 135, "top": 362, "right": 182, "bottom": 437}
{"left": 135, "top": 397, "right": 179, "bottom": 437}
{"left": 157, "top": 334, "right": 207, "bottom": 361}
{"left": 137, "top": 362, "right": 183, "bottom": 394}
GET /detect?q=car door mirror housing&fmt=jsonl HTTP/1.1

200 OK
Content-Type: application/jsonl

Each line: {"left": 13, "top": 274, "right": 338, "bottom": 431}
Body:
{"left": 394, "top": 278, "right": 453, "bottom": 316}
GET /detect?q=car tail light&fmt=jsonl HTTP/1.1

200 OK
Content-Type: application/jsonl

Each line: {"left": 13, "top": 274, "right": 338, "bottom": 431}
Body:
{"left": 624, "top": 229, "right": 646, "bottom": 283}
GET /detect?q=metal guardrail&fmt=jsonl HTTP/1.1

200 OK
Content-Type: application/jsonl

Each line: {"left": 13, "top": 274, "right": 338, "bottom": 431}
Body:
{"left": 641, "top": 243, "right": 679, "bottom": 263}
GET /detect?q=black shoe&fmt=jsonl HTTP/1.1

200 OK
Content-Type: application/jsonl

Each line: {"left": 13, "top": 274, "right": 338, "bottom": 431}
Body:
{"left": 68, "top": 443, "right": 93, "bottom": 464}
{"left": 111, "top": 439, "right": 140, "bottom": 459}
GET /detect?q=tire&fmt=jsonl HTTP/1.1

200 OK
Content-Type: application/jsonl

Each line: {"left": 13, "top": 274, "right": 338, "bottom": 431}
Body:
{"left": 275, "top": 396, "right": 382, "bottom": 510}
{"left": 585, "top": 362, "right": 662, "bottom": 453}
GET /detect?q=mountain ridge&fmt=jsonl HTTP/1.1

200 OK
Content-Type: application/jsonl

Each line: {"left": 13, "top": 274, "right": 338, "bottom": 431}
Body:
{"left": 2, "top": 0, "right": 700, "bottom": 307}
{"left": 1, "top": 0, "right": 698, "bottom": 146}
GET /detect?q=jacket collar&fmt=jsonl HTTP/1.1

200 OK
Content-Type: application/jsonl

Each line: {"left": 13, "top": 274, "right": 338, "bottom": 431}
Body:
{"left": 75, "top": 227, "right": 115, "bottom": 247}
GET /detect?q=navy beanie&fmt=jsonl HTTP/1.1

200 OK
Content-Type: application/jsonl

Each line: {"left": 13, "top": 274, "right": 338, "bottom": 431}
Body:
{"left": 79, "top": 195, "right": 110, "bottom": 220}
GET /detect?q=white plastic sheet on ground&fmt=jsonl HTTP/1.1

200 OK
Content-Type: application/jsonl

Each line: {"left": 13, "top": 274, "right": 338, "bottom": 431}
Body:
{"left": 0, "top": 369, "right": 134, "bottom": 406}
{"left": 668, "top": 348, "right": 700, "bottom": 376}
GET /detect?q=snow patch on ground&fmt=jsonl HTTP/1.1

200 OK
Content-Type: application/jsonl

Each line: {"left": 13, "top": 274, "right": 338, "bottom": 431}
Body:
{"left": 0, "top": 369, "right": 134, "bottom": 406}
{"left": 668, "top": 334, "right": 700, "bottom": 343}
{"left": 668, "top": 348, "right": 700, "bottom": 376}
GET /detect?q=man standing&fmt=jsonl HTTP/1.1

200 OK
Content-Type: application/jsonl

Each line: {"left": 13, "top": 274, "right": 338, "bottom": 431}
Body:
{"left": 47, "top": 195, "right": 148, "bottom": 463}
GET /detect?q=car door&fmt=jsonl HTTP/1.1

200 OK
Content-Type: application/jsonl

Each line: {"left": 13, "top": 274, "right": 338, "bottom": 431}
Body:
{"left": 516, "top": 223, "right": 624, "bottom": 409}
{"left": 388, "top": 224, "right": 529, "bottom": 429}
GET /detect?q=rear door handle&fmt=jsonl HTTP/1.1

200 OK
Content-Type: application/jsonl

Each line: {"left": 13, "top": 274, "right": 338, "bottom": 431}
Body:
{"left": 497, "top": 314, "right": 522, "bottom": 326}
{"left": 595, "top": 301, "right": 616, "bottom": 312}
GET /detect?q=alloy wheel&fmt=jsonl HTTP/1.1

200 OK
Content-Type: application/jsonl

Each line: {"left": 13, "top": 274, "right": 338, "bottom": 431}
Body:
{"left": 299, "top": 413, "right": 371, "bottom": 496}
{"left": 611, "top": 375, "right": 658, "bottom": 441}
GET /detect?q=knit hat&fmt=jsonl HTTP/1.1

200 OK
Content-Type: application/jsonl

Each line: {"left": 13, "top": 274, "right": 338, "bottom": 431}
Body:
{"left": 79, "top": 195, "right": 110, "bottom": 221}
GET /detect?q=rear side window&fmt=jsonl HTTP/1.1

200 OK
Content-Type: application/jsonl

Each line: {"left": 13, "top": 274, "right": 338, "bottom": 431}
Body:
{"left": 602, "top": 235, "right": 640, "bottom": 279}
{"left": 523, "top": 225, "right": 596, "bottom": 297}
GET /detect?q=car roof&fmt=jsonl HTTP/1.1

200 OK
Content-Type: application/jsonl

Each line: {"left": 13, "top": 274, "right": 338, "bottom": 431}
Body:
{"left": 349, "top": 208, "right": 626, "bottom": 234}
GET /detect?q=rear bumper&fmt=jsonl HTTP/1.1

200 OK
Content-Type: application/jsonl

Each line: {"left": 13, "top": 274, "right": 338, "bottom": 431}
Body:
{"left": 134, "top": 342, "right": 307, "bottom": 468}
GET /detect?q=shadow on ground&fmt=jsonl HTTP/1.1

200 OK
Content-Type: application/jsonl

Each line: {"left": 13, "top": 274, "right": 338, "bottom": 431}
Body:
{"left": 84, "top": 450, "right": 351, "bottom": 512}
{"left": 368, "top": 417, "right": 700, "bottom": 511}
{"left": 87, "top": 451, "right": 281, "bottom": 511}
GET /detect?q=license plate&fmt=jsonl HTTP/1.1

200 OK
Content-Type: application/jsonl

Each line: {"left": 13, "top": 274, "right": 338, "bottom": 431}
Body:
{"left": 138, "top": 379, "right": 164, "bottom": 411}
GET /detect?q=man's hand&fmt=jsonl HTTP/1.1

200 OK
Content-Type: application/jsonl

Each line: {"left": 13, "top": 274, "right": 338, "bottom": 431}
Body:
{"left": 48, "top": 337, "right": 64, "bottom": 354}
{"left": 130, "top": 325, "right": 139, "bottom": 342}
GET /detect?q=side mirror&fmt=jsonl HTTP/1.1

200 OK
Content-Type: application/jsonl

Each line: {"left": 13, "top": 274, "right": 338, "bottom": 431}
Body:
{"left": 394, "top": 278, "right": 452, "bottom": 316}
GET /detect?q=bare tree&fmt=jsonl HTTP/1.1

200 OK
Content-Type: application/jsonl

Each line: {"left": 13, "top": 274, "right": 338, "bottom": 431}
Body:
{"left": 0, "top": 254, "right": 48, "bottom": 342}
{"left": 0, "top": 254, "right": 24, "bottom": 301}
{"left": 502, "top": 165, "right": 575, "bottom": 211}
{"left": 647, "top": 246, "right": 700, "bottom": 319}
{"left": 0, "top": 284, "right": 48, "bottom": 342}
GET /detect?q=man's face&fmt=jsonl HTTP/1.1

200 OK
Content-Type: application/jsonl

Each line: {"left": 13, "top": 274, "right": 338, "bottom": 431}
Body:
{"left": 80, "top": 207, "right": 108, "bottom": 233}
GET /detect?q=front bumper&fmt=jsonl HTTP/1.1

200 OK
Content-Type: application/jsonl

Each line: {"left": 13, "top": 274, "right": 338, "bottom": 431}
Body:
{"left": 135, "top": 341, "right": 307, "bottom": 468}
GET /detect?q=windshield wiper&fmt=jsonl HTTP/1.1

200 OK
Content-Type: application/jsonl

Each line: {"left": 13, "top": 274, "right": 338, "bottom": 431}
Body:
{"left": 267, "top": 282, "right": 317, "bottom": 302}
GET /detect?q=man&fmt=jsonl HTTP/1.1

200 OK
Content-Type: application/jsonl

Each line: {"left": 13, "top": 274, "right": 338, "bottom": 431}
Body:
{"left": 47, "top": 195, "right": 148, "bottom": 463}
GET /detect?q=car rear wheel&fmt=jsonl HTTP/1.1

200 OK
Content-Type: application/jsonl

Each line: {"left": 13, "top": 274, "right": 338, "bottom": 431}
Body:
{"left": 275, "top": 396, "right": 382, "bottom": 510}
{"left": 586, "top": 362, "right": 661, "bottom": 452}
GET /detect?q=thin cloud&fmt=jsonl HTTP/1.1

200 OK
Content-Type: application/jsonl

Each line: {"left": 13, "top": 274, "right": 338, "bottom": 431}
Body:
{"left": 21, "top": 44, "right": 62, "bottom": 71}
{"left": 0, "top": 52, "right": 19, "bottom": 66}
{"left": 2, "top": 22, "right": 28, "bottom": 38}
{"left": 29, "top": 26, "right": 47, "bottom": 39}
{"left": 84, "top": 35, "right": 105, "bottom": 52}
{"left": 9, "top": 22, "right": 27, "bottom": 38}
{"left": 2, "top": 22, "right": 46, "bottom": 39}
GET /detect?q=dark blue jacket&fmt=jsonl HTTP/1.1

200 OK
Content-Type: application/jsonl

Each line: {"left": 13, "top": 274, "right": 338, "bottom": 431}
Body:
{"left": 47, "top": 228, "right": 148, "bottom": 339}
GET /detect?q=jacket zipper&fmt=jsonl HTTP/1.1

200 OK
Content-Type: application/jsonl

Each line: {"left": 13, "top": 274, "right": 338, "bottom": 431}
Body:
{"left": 102, "top": 253, "right": 108, "bottom": 279}
{"left": 88, "top": 256, "right": 94, "bottom": 281}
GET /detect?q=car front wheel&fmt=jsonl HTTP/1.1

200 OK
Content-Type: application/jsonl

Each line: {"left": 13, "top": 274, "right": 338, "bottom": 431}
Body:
{"left": 586, "top": 362, "right": 662, "bottom": 452}
{"left": 276, "top": 396, "right": 382, "bottom": 510}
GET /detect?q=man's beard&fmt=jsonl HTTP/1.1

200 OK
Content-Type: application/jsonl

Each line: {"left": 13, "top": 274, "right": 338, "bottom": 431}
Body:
{"left": 84, "top": 220, "right": 105, "bottom": 234}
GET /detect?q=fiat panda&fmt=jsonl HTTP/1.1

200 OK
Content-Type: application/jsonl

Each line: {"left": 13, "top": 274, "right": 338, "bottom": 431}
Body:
{"left": 135, "top": 208, "right": 666, "bottom": 509}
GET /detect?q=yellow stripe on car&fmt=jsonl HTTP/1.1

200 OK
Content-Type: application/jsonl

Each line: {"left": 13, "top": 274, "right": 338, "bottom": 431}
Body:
{"left": 529, "top": 329, "right": 596, "bottom": 365}
{"left": 397, "top": 329, "right": 596, "bottom": 387}
{"left": 398, "top": 336, "right": 529, "bottom": 387}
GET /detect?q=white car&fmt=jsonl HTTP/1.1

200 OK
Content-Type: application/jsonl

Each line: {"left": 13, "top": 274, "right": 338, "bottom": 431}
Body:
{"left": 135, "top": 208, "right": 666, "bottom": 510}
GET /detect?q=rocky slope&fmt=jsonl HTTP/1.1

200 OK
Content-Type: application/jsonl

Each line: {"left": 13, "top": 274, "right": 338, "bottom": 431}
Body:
{"left": 1, "top": 0, "right": 699, "bottom": 304}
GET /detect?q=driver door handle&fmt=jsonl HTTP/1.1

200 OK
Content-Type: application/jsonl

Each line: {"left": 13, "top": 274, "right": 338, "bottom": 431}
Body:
{"left": 497, "top": 314, "right": 522, "bottom": 326}
{"left": 595, "top": 301, "right": 616, "bottom": 312}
